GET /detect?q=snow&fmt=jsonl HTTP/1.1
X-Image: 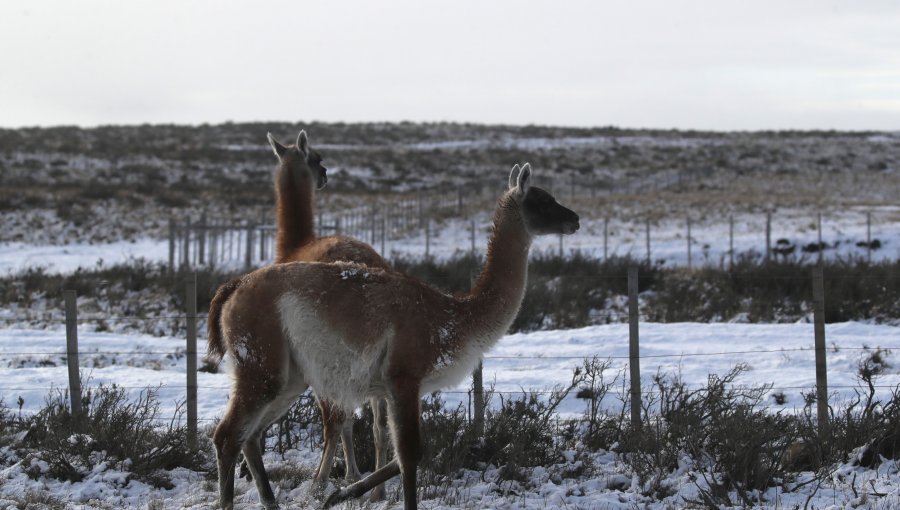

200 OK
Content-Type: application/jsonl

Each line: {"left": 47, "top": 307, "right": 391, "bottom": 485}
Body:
{"left": 0, "top": 321, "right": 899, "bottom": 508}
{"left": 7, "top": 322, "right": 897, "bottom": 422}
{"left": 0, "top": 240, "right": 169, "bottom": 276}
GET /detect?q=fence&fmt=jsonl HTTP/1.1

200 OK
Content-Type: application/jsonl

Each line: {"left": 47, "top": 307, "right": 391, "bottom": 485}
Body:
{"left": 37, "top": 264, "right": 881, "bottom": 449}
{"left": 168, "top": 203, "right": 896, "bottom": 272}
{"left": 168, "top": 188, "right": 470, "bottom": 270}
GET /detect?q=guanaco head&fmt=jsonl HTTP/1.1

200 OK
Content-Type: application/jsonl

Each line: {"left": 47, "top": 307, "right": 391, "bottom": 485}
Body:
{"left": 509, "top": 163, "right": 580, "bottom": 236}
{"left": 267, "top": 130, "right": 327, "bottom": 190}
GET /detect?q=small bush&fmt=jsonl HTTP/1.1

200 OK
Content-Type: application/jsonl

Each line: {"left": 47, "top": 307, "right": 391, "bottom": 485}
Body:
{"left": 620, "top": 365, "right": 798, "bottom": 505}
{"left": 269, "top": 394, "right": 323, "bottom": 457}
{"left": 420, "top": 393, "right": 477, "bottom": 478}
{"left": 826, "top": 348, "right": 900, "bottom": 467}
{"left": 576, "top": 357, "right": 626, "bottom": 450}
{"left": 23, "top": 385, "right": 207, "bottom": 485}
{"left": 472, "top": 369, "right": 583, "bottom": 481}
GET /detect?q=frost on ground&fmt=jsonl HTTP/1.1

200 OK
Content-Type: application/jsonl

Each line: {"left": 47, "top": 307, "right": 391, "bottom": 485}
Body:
{"left": 0, "top": 323, "right": 898, "bottom": 508}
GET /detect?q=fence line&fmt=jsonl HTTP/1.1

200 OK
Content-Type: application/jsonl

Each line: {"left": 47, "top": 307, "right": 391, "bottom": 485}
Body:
{"left": 2, "top": 384, "right": 897, "bottom": 395}
{"left": 0, "top": 345, "right": 886, "bottom": 359}
{"left": 166, "top": 198, "right": 896, "bottom": 271}
{"left": 33, "top": 266, "right": 861, "bottom": 441}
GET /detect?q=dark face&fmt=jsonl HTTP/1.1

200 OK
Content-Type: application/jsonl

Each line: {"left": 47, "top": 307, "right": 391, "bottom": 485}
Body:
{"left": 522, "top": 186, "right": 580, "bottom": 235}
{"left": 305, "top": 148, "right": 327, "bottom": 190}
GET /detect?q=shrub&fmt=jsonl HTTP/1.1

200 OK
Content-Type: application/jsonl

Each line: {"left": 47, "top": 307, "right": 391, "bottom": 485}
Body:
{"left": 826, "top": 348, "right": 900, "bottom": 467}
{"left": 576, "top": 357, "right": 626, "bottom": 450}
{"left": 619, "top": 365, "right": 798, "bottom": 505}
{"left": 268, "top": 394, "right": 323, "bottom": 457}
{"left": 419, "top": 393, "right": 477, "bottom": 478}
{"left": 23, "top": 385, "right": 208, "bottom": 486}
{"left": 0, "top": 398, "right": 21, "bottom": 449}
{"left": 471, "top": 368, "right": 583, "bottom": 481}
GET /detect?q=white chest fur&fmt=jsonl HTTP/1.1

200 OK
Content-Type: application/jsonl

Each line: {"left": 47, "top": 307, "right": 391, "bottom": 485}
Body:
{"left": 277, "top": 293, "right": 389, "bottom": 410}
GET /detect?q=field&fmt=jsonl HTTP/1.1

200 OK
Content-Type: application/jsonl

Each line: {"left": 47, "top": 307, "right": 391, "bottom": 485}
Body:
{"left": 0, "top": 122, "right": 899, "bottom": 508}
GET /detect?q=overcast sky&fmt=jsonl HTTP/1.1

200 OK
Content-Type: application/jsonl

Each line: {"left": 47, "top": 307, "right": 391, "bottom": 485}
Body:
{"left": 1, "top": 0, "right": 899, "bottom": 131}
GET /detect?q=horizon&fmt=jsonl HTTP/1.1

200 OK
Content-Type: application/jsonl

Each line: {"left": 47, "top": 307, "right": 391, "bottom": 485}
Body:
{"left": 2, "top": 1, "right": 899, "bottom": 131}
{"left": 2, "top": 119, "right": 897, "bottom": 135}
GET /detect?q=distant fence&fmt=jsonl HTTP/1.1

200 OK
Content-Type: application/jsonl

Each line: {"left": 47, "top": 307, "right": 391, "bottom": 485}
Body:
{"left": 29, "top": 265, "right": 891, "bottom": 447}
{"left": 168, "top": 189, "right": 470, "bottom": 270}
{"left": 169, "top": 204, "right": 896, "bottom": 271}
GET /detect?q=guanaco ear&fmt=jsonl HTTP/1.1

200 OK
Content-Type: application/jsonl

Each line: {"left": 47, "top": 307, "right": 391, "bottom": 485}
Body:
{"left": 296, "top": 130, "right": 309, "bottom": 158}
{"left": 507, "top": 164, "right": 521, "bottom": 190}
{"left": 514, "top": 163, "right": 532, "bottom": 197}
{"left": 267, "top": 133, "right": 288, "bottom": 160}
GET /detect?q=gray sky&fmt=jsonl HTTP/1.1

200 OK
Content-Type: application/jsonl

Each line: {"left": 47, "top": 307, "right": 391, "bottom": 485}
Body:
{"left": 2, "top": 0, "right": 899, "bottom": 131}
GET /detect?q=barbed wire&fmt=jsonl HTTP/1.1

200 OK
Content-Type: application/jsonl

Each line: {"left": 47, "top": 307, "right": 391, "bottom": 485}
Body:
{"left": 0, "top": 345, "right": 888, "bottom": 359}
{"left": 0, "top": 315, "right": 208, "bottom": 323}
{"left": 1, "top": 382, "right": 897, "bottom": 395}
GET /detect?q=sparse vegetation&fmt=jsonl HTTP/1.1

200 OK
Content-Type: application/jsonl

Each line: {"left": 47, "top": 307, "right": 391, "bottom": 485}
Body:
{"left": 2, "top": 123, "right": 898, "bottom": 245}
{"left": 1, "top": 254, "right": 897, "bottom": 339}
{"left": 7, "top": 385, "right": 210, "bottom": 487}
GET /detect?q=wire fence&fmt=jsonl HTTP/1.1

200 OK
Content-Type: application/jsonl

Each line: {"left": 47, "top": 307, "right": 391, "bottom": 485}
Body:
{"left": 167, "top": 195, "right": 899, "bottom": 271}
{"left": 2, "top": 265, "right": 899, "bottom": 445}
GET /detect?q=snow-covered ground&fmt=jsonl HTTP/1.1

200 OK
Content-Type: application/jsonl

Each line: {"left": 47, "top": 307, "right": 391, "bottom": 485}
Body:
{"left": 0, "top": 321, "right": 898, "bottom": 508}
{"left": 0, "top": 239, "right": 170, "bottom": 275}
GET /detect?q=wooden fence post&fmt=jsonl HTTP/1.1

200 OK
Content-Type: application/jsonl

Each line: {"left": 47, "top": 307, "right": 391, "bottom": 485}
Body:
{"left": 259, "top": 228, "right": 266, "bottom": 262}
{"left": 381, "top": 213, "right": 387, "bottom": 257}
{"left": 866, "top": 211, "right": 872, "bottom": 262}
{"left": 209, "top": 221, "right": 218, "bottom": 266}
{"left": 687, "top": 217, "right": 692, "bottom": 269}
{"left": 603, "top": 218, "right": 609, "bottom": 261}
{"left": 260, "top": 210, "right": 267, "bottom": 262}
{"left": 168, "top": 218, "right": 176, "bottom": 273}
{"left": 245, "top": 223, "right": 254, "bottom": 270}
{"left": 198, "top": 213, "right": 207, "bottom": 265}
{"left": 627, "top": 266, "right": 642, "bottom": 428}
{"left": 765, "top": 211, "right": 772, "bottom": 263}
{"left": 417, "top": 192, "right": 423, "bottom": 229}
{"left": 182, "top": 218, "right": 191, "bottom": 270}
{"left": 471, "top": 272, "right": 485, "bottom": 435}
{"left": 729, "top": 215, "right": 734, "bottom": 269}
{"left": 470, "top": 220, "right": 476, "bottom": 256}
{"left": 186, "top": 272, "right": 198, "bottom": 450}
{"left": 812, "top": 265, "right": 829, "bottom": 439}
{"left": 558, "top": 234, "right": 563, "bottom": 257}
{"left": 425, "top": 219, "right": 431, "bottom": 258}
{"left": 817, "top": 212, "right": 823, "bottom": 263}
{"left": 64, "top": 290, "right": 83, "bottom": 421}
{"left": 645, "top": 219, "right": 651, "bottom": 265}
{"left": 370, "top": 205, "right": 377, "bottom": 245}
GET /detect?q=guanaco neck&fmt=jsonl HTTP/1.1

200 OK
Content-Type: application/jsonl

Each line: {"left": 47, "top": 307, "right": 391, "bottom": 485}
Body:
{"left": 275, "top": 158, "right": 316, "bottom": 262}
{"left": 463, "top": 193, "right": 532, "bottom": 345}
